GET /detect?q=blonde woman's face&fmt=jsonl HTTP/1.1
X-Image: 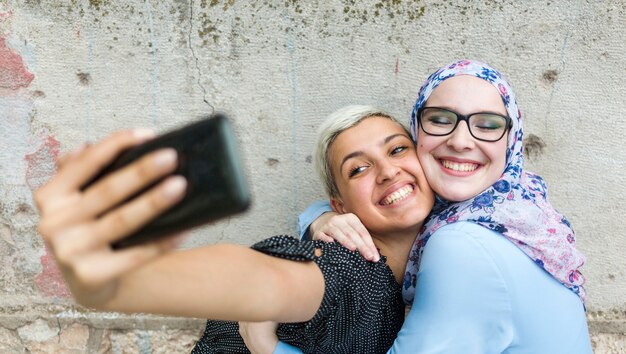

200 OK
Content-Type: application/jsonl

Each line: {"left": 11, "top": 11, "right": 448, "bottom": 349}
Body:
{"left": 329, "top": 117, "right": 434, "bottom": 236}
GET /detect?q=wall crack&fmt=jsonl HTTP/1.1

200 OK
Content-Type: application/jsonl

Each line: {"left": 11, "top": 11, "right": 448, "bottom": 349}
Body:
{"left": 188, "top": 0, "right": 214, "bottom": 115}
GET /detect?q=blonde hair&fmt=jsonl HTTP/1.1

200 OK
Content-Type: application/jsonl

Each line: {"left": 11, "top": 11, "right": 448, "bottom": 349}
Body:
{"left": 315, "top": 105, "right": 407, "bottom": 198}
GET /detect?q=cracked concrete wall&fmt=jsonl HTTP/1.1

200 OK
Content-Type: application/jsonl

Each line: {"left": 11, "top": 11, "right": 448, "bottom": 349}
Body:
{"left": 0, "top": 0, "right": 624, "bottom": 352}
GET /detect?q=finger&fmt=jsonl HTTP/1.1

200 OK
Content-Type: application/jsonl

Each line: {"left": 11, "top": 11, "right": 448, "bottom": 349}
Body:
{"left": 312, "top": 232, "right": 335, "bottom": 243}
{"left": 325, "top": 226, "right": 357, "bottom": 250}
{"left": 342, "top": 230, "right": 376, "bottom": 261}
{"left": 36, "top": 130, "right": 152, "bottom": 212}
{"left": 92, "top": 176, "right": 187, "bottom": 246}
{"left": 80, "top": 148, "right": 178, "bottom": 218}
{"left": 51, "top": 215, "right": 186, "bottom": 270}
{"left": 348, "top": 220, "right": 379, "bottom": 261}
{"left": 39, "top": 148, "right": 178, "bottom": 233}
{"left": 43, "top": 129, "right": 155, "bottom": 197}
{"left": 56, "top": 143, "right": 89, "bottom": 169}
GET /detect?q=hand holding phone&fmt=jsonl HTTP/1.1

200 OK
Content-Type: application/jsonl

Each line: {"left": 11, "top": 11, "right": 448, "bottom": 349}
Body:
{"left": 84, "top": 114, "right": 250, "bottom": 249}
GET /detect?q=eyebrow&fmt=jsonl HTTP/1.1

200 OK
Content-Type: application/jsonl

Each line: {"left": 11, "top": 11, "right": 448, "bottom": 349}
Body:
{"left": 338, "top": 133, "right": 409, "bottom": 172}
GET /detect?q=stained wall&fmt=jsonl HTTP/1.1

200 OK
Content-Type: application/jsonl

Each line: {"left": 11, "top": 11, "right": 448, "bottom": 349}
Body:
{"left": 0, "top": 0, "right": 624, "bottom": 352}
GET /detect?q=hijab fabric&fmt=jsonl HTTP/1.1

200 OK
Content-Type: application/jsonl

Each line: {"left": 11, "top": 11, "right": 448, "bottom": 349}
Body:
{"left": 403, "top": 59, "right": 586, "bottom": 304}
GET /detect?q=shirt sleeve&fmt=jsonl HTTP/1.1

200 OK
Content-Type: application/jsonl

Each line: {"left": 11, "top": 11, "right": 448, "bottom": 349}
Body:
{"left": 273, "top": 341, "right": 302, "bottom": 354}
{"left": 297, "top": 200, "right": 333, "bottom": 240}
{"left": 387, "top": 224, "right": 514, "bottom": 354}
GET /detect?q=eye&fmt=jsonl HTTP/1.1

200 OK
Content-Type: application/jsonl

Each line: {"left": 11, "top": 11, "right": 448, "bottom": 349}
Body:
{"left": 471, "top": 114, "right": 507, "bottom": 131}
{"left": 424, "top": 111, "right": 455, "bottom": 126}
{"left": 348, "top": 165, "right": 367, "bottom": 177}
{"left": 390, "top": 145, "right": 408, "bottom": 155}
{"left": 429, "top": 116, "right": 453, "bottom": 125}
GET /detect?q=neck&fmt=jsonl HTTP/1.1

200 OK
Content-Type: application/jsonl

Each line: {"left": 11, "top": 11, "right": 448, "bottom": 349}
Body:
{"left": 371, "top": 226, "right": 420, "bottom": 284}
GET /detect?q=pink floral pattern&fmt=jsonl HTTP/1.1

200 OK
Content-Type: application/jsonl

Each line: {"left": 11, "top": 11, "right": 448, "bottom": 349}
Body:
{"left": 404, "top": 60, "right": 586, "bottom": 305}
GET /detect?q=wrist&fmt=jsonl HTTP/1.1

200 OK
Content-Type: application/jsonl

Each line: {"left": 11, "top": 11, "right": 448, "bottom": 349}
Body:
{"left": 310, "top": 212, "right": 334, "bottom": 239}
{"left": 73, "top": 280, "right": 119, "bottom": 310}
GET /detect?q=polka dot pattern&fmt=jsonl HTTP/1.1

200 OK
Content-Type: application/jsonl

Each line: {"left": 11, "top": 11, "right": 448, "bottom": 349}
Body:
{"left": 191, "top": 235, "right": 405, "bottom": 353}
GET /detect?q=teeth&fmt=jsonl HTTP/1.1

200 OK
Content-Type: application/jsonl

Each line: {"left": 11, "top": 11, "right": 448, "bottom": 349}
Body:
{"left": 382, "top": 185, "right": 414, "bottom": 205}
{"left": 441, "top": 160, "right": 478, "bottom": 172}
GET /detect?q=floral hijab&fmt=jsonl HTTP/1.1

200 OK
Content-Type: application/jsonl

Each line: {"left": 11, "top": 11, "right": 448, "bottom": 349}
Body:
{"left": 403, "top": 60, "right": 586, "bottom": 304}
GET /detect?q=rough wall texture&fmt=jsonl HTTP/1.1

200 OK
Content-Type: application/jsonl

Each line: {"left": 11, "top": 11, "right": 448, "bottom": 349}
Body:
{"left": 0, "top": 0, "right": 624, "bottom": 352}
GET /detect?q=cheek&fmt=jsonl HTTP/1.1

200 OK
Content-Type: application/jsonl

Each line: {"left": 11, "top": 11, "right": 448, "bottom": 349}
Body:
{"left": 405, "top": 153, "right": 426, "bottom": 177}
{"left": 416, "top": 140, "right": 428, "bottom": 160}
{"left": 339, "top": 180, "right": 369, "bottom": 208}
{"left": 416, "top": 144, "right": 437, "bottom": 177}
{"left": 416, "top": 133, "right": 441, "bottom": 156}
{"left": 484, "top": 140, "right": 508, "bottom": 179}
{"left": 492, "top": 140, "right": 508, "bottom": 167}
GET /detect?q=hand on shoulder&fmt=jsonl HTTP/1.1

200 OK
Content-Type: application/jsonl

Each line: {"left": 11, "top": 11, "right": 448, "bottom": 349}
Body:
{"left": 310, "top": 212, "right": 379, "bottom": 261}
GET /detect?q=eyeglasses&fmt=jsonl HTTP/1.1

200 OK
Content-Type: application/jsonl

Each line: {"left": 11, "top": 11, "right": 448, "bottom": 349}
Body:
{"left": 417, "top": 107, "right": 511, "bottom": 142}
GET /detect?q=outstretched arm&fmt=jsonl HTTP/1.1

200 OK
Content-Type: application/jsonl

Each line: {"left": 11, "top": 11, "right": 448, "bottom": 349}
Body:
{"left": 34, "top": 130, "right": 324, "bottom": 322}
{"left": 107, "top": 243, "right": 324, "bottom": 321}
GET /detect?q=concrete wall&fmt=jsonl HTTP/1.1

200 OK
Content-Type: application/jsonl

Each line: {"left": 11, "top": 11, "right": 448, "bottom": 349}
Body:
{"left": 0, "top": 0, "right": 624, "bottom": 352}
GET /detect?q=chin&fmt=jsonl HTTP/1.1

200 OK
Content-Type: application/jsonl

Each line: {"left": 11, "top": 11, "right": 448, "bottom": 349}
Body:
{"left": 435, "top": 180, "right": 489, "bottom": 202}
{"left": 437, "top": 190, "right": 474, "bottom": 203}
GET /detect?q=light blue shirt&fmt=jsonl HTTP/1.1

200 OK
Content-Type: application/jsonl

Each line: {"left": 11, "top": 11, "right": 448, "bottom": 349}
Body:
{"left": 275, "top": 202, "right": 592, "bottom": 354}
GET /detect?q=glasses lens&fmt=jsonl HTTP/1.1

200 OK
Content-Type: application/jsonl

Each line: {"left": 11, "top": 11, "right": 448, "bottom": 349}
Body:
{"left": 420, "top": 108, "right": 458, "bottom": 135}
{"left": 469, "top": 114, "right": 507, "bottom": 141}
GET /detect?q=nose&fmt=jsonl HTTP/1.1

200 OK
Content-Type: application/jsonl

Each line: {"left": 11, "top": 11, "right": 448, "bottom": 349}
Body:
{"left": 376, "top": 158, "right": 401, "bottom": 184}
{"left": 446, "top": 121, "right": 476, "bottom": 151}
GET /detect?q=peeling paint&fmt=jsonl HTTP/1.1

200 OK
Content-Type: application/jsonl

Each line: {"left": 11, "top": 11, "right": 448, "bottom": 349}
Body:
{"left": 24, "top": 135, "right": 60, "bottom": 192}
{"left": 0, "top": 38, "right": 34, "bottom": 92}
{"left": 0, "top": 33, "right": 37, "bottom": 193}
{"left": 34, "top": 246, "right": 71, "bottom": 298}
{"left": 0, "top": 10, "right": 13, "bottom": 23}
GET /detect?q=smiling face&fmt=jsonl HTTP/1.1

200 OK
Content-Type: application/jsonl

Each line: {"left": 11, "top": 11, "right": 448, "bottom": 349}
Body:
{"left": 416, "top": 75, "right": 509, "bottom": 202}
{"left": 328, "top": 116, "right": 434, "bottom": 236}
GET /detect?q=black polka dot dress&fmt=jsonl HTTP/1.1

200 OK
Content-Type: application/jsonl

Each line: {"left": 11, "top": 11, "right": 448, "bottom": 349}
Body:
{"left": 191, "top": 235, "right": 405, "bottom": 354}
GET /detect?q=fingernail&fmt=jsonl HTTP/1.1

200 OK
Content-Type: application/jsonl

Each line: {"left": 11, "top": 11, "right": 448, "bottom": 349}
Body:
{"left": 162, "top": 176, "right": 187, "bottom": 199}
{"left": 373, "top": 254, "right": 380, "bottom": 262}
{"left": 134, "top": 128, "right": 156, "bottom": 141}
{"left": 154, "top": 149, "right": 177, "bottom": 168}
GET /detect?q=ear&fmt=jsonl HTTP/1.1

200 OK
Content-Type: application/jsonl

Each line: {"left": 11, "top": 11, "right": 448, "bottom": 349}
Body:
{"left": 330, "top": 198, "right": 347, "bottom": 215}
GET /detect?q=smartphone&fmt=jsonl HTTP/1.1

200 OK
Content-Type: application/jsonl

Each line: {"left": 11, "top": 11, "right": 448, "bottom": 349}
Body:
{"left": 84, "top": 113, "right": 251, "bottom": 249}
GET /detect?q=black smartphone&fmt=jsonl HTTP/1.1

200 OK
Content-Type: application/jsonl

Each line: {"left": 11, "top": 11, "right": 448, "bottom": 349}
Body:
{"left": 84, "top": 113, "right": 250, "bottom": 249}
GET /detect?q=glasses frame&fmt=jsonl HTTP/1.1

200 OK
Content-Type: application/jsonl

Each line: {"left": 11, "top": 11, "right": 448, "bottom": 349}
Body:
{"left": 417, "top": 106, "right": 512, "bottom": 142}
